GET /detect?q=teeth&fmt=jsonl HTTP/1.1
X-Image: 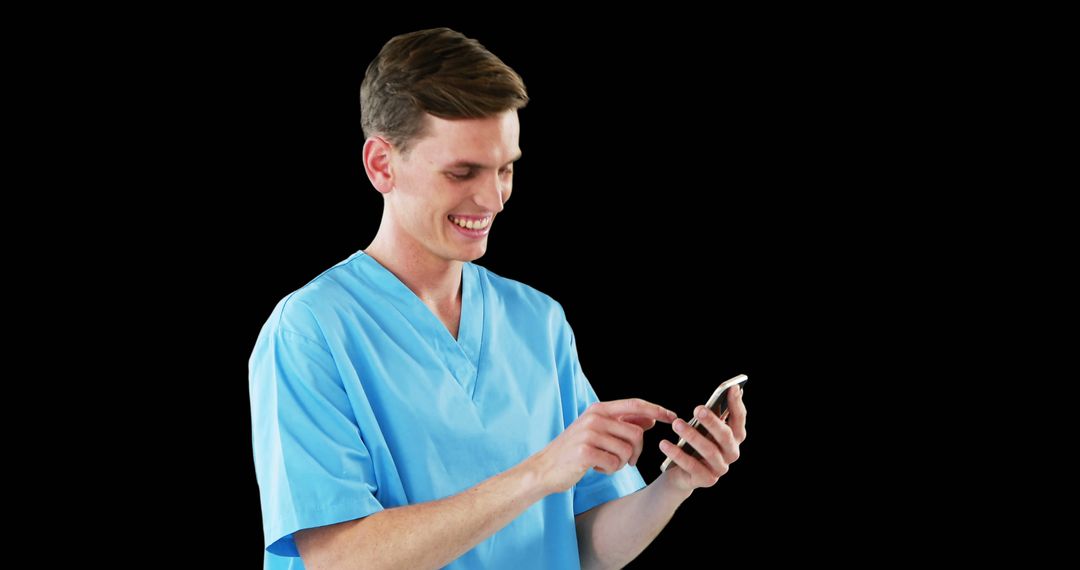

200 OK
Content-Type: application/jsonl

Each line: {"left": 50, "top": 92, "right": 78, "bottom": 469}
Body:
{"left": 450, "top": 216, "right": 491, "bottom": 230}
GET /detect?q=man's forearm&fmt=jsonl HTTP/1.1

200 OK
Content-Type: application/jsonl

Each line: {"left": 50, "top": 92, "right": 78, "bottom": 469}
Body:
{"left": 297, "top": 461, "right": 547, "bottom": 569}
{"left": 575, "top": 469, "right": 693, "bottom": 570}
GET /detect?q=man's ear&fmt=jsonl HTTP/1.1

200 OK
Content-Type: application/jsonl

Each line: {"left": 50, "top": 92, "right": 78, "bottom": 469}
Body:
{"left": 363, "top": 136, "right": 394, "bottom": 194}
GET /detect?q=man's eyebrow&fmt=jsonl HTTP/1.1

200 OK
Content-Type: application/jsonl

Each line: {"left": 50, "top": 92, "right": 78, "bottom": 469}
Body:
{"left": 445, "top": 152, "right": 523, "bottom": 170}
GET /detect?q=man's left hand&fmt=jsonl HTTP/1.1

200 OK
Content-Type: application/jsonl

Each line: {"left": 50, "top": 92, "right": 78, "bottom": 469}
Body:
{"left": 658, "top": 385, "right": 747, "bottom": 494}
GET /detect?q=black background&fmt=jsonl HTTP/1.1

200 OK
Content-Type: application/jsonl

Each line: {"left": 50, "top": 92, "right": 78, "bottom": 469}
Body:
{"left": 22, "top": 7, "right": 1062, "bottom": 565}
{"left": 132, "top": 13, "right": 950, "bottom": 567}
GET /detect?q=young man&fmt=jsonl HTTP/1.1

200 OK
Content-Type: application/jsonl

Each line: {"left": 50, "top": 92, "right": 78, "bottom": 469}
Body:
{"left": 250, "top": 27, "right": 747, "bottom": 569}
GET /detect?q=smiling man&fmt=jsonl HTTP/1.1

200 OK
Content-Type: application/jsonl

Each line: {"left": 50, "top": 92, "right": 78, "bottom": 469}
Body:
{"left": 249, "top": 28, "right": 747, "bottom": 570}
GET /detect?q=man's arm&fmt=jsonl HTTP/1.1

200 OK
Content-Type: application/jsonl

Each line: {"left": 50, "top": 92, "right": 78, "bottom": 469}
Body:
{"left": 296, "top": 399, "right": 675, "bottom": 570}
{"left": 296, "top": 460, "right": 544, "bottom": 570}
{"left": 576, "top": 386, "right": 749, "bottom": 569}
{"left": 575, "top": 468, "right": 692, "bottom": 569}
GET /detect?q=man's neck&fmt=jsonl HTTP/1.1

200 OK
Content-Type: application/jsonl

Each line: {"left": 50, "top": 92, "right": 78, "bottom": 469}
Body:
{"left": 364, "top": 232, "right": 462, "bottom": 307}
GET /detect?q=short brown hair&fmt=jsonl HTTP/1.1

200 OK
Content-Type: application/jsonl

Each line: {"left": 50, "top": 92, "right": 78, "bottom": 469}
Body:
{"left": 360, "top": 28, "right": 529, "bottom": 153}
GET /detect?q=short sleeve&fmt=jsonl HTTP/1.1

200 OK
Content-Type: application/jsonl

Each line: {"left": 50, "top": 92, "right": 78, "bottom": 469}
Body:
{"left": 249, "top": 309, "right": 384, "bottom": 557}
{"left": 563, "top": 322, "right": 647, "bottom": 515}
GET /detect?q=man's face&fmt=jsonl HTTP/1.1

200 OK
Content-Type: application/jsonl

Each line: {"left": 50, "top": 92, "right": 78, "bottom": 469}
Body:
{"left": 386, "top": 110, "right": 521, "bottom": 263}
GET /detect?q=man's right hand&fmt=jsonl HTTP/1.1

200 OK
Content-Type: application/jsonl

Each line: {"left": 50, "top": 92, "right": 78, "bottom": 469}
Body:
{"left": 527, "top": 399, "right": 677, "bottom": 495}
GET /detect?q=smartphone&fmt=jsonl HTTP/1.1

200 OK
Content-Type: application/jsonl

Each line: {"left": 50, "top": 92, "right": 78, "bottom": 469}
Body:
{"left": 660, "top": 374, "right": 748, "bottom": 473}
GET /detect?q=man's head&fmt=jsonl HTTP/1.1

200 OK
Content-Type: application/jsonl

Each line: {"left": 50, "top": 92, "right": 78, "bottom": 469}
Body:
{"left": 360, "top": 28, "right": 528, "bottom": 264}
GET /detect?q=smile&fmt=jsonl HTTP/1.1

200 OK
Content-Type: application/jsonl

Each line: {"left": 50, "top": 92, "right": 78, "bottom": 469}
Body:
{"left": 448, "top": 215, "right": 492, "bottom": 230}
{"left": 448, "top": 214, "right": 493, "bottom": 238}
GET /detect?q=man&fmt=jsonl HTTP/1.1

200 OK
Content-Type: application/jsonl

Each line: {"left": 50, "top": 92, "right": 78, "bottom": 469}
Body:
{"left": 250, "top": 27, "right": 747, "bottom": 569}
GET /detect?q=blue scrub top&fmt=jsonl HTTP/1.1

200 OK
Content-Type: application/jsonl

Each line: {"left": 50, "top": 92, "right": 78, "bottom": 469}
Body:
{"left": 250, "top": 250, "right": 646, "bottom": 569}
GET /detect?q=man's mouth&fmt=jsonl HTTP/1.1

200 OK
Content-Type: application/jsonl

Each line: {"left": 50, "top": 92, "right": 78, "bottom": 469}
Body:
{"left": 448, "top": 215, "right": 492, "bottom": 231}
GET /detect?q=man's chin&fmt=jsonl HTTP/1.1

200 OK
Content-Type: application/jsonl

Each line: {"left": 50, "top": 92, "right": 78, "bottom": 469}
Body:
{"left": 460, "top": 241, "right": 490, "bottom": 262}
{"left": 438, "top": 241, "right": 487, "bottom": 263}
{"left": 457, "top": 247, "right": 487, "bottom": 263}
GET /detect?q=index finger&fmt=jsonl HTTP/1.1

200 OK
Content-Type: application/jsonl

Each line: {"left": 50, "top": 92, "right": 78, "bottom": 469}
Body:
{"left": 727, "top": 385, "right": 747, "bottom": 442}
{"left": 594, "top": 398, "right": 677, "bottom": 423}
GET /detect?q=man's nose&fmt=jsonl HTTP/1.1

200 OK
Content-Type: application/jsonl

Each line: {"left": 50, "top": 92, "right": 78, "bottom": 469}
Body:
{"left": 474, "top": 172, "right": 506, "bottom": 213}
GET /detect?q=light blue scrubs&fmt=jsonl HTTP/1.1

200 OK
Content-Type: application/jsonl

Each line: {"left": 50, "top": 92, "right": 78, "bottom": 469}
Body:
{"left": 250, "top": 250, "right": 645, "bottom": 569}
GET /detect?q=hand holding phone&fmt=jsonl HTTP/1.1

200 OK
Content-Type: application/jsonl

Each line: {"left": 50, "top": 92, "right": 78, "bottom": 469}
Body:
{"left": 660, "top": 374, "right": 748, "bottom": 473}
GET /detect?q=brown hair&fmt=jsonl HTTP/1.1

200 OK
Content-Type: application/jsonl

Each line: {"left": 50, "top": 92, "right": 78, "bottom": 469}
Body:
{"left": 360, "top": 28, "right": 529, "bottom": 153}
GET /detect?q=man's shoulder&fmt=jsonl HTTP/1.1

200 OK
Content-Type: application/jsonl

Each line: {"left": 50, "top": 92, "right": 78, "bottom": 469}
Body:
{"left": 265, "top": 251, "right": 372, "bottom": 333}
{"left": 472, "top": 263, "right": 567, "bottom": 323}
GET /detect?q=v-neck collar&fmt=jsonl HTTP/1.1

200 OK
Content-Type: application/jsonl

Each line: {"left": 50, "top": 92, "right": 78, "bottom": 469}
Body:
{"left": 358, "top": 252, "right": 484, "bottom": 398}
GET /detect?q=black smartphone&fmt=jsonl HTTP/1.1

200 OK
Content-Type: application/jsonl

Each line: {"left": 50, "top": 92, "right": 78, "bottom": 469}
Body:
{"left": 660, "top": 374, "right": 748, "bottom": 472}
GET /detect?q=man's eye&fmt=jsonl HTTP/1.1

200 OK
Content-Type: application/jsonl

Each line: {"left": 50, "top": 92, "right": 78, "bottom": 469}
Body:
{"left": 447, "top": 171, "right": 474, "bottom": 181}
{"left": 500, "top": 168, "right": 513, "bottom": 176}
